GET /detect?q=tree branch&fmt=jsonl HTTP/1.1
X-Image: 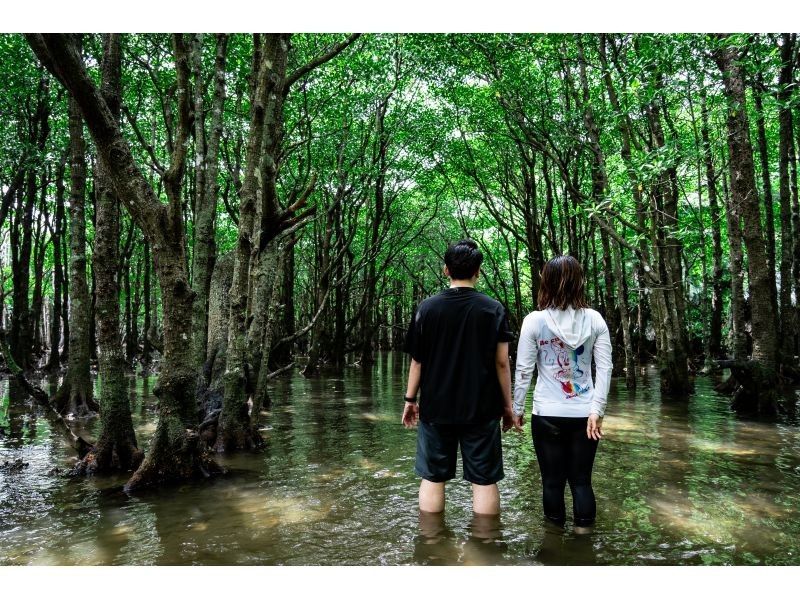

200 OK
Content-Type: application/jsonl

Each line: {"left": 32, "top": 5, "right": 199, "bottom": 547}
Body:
{"left": 284, "top": 33, "right": 362, "bottom": 92}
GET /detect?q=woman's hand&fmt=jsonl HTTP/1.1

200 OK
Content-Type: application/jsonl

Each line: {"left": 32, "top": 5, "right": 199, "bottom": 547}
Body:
{"left": 512, "top": 412, "right": 524, "bottom": 431}
{"left": 587, "top": 413, "right": 603, "bottom": 441}
{"left": 401, "top": 402, "right": 419, "bottom": 428}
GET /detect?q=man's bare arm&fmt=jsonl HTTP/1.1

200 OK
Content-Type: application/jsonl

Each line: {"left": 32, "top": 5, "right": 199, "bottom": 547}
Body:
{"left": 406, "top": 358, "right": 422, "bottom": 398}
{"left": 401, "top": 358, "right": 422, "bottom": 428}
{"left": 495, "top": 342, "right": 515, "bottom": 431}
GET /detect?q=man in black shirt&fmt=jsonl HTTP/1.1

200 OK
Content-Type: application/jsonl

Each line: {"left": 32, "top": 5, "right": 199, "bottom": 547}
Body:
{"left": 402, "top": 239, "right": 518, "bottom": 515}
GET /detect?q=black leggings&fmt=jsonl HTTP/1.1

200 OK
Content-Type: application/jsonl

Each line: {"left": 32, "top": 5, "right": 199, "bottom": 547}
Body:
{"left": 530, "top": 414, "right": 599, "bottom": 526}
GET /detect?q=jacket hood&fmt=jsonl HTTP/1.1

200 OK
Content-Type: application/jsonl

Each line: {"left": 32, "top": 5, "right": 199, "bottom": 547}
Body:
{"left": 544, "top": 306, "right": 592, "bottom": 350}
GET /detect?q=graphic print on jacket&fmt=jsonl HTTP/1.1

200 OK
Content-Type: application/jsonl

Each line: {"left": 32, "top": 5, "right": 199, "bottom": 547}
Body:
{"left": 540, "top": 337, "right": 590, "bottom": 399}
{"left": 513, "top": 306, "right": 612, "bottom": 418}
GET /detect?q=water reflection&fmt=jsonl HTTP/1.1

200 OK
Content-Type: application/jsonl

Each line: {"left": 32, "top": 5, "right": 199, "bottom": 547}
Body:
{"left": 1, "top": 357, "right": 800, "bottom": 565}
{"left": 414, "top": 511, "right": 459, "bottom": 565}
{"left": 535, "top": 522, "right": 598, "bottom": 566}
{"left": 413, "top": 511, "right": 509, "bottom": 565}
{"left": 463, "top": 513, "right": 508, "bottom": 565}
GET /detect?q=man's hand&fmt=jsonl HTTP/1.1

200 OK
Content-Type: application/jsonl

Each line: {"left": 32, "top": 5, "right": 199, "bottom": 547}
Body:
{"left": 587, "top": 413, "right": 603, "bottom": 441}
{"left": 402, "top": 402, "right": 419, "bottom": 428}
{"left": 502, "top": 407, "right": 515, "bottom": 432}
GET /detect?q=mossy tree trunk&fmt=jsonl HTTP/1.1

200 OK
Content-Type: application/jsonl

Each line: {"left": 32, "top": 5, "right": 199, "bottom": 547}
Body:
{"left": 46, "top": 152, "right": 68, "bottom": 371}
{"left": 713, "top": 35, "right": 780, "bottom": 415}
{"left": 777, "top": 33, "right": 797, "bottom": 365}
{"left": 26, "top": 33, "right": 217, "bottom": 491}
{"left": 75, "top": 34, "right": 142, "bottom": 475}
{"left": 55, "top": 46, "right": 97, "bottom": 417}
{"left": 191, "top": 34, "right": 229, "bottom": 372}
{"left": 9, "top": 76, "right": 49, "bottom": 372}
{"left": 217, "top": 33, "right": 357, "bottom": 450}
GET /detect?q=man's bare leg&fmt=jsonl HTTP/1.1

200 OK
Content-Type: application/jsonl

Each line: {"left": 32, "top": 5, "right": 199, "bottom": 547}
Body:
{"left": 472, "top": 483, "right": 500, "bottom": 515}
{"left": 419, "top": 480, "right": 445, "bottom": 513}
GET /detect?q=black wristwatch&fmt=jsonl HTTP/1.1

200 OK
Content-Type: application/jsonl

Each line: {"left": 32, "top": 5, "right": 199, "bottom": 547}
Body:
{"left": 404, "top": 395, "right": 418, "bottom": 403}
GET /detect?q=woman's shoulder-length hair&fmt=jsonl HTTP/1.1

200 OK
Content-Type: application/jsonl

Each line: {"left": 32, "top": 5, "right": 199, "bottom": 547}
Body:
{"left": 537, "top": 255, "right": 589, "bottom": 310}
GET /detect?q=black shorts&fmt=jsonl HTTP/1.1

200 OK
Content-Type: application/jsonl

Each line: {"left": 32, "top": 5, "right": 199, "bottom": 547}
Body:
{"left": 415, "top": 418, "right": 504, "bottom": 485}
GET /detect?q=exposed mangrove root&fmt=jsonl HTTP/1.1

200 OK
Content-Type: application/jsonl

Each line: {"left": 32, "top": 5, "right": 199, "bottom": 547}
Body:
{"left": 124, "top": 371, "right": 224, "bottom": 492}
{"left": 51, "top": 379, "right": 100, "bottom": 418}
{"left": 123, "top": 421, "right": 223, "bottom": 493}
{"left": 72, "top": 436, "right": 144, "bottom": 476}
{"left": 212, "top": 420, "right": 264, "bottom": 453}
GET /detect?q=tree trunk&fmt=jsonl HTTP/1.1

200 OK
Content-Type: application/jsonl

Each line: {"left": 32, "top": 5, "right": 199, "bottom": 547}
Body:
{"left": 270, "top": 239, "right": 295, "bottom": 368}
{"left": 714, "top": 38, "right": 779, "bottom": 415}
{"left": 753, "top": 72, "right": 779, "bottom": 340}
{"left": 360, "top": 98, "right": 391, "bottom": 368}
{"left": 75, "top": 34, "right": 142, "bottom": 475}
{"left": 646, "top": 88, "right": 691, "bottom": 395}
{"left": 9, "top": 76, "right": 49, "bottom": 371}
{"left": 30, "top": 178, "right": 49, "bottom": 360}
{"left": 612, "top": 241, "right": 636, "bottom": 389}
{"left": 252, "top": 246, "right": 287, "bottom": 413}
{"left": 141, "top": 240, "right": 153, "bottom": 367}
{"left": 778, "top": 34, "right": 796, "bottom": 364}
{"left": 46, "top": 154, "right": 67, "bottom": 371}
{"left": 191, "top": 34, "right": 228, "bottom": 371}
{"left": 700, "top": 89, "right": 725, "bottom": 360}
{"left": 576, "top": 36, "right": 625, "bottom": 381}
{"left": 217, "top": 35, "right": 290, "bottom": 452}
{"left": 55, "top": 72, "right": 97, "bottom": 417}
{"left": 60, "top": 212, "right": 70, "bottom": 362}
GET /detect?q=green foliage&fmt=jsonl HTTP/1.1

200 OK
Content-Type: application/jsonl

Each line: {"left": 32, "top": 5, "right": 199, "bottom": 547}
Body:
{"left": 0, "top": 33, "right": 795, "bottom": 367}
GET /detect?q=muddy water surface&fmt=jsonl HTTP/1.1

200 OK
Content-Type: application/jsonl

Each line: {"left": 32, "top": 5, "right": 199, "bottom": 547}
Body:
{"left": 1, "top": 353, "right": 799, "bottom": 565}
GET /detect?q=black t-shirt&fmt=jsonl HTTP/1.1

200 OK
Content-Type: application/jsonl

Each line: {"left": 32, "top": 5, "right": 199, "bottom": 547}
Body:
{"left": 403, "top": 287, "right": 515, "bottom": 424}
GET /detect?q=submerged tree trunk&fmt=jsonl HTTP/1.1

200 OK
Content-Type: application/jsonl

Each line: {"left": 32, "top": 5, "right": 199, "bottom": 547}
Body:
{"left": 75, "top": 34, "right": 142, "bottom": 475}
{"left": 54, "top": 67, "right": 97, "bottom": 417}
{"left": 9, "top": 76, "right": 49, "bottom": 372}
{"left": 217, "top": 35, "right": 290, "bottom": 452}
{"left": 46, "top": 152, "right": 68, "bottom": 371}
{"left": 714, "top": 37, "right": 780, "bottom": 416}
{"left": 700, "top": 89, "right": 725, "bottom": 361}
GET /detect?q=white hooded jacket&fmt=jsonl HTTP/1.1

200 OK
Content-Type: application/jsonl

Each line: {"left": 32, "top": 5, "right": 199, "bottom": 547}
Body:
{"left": 512, "top": 306, "right": 612, "bottom": 418}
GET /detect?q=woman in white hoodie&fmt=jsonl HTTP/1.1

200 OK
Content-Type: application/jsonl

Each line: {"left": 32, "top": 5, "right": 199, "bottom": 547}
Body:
{"left": 512, "top": 255, "right": 612, "bottom": 529}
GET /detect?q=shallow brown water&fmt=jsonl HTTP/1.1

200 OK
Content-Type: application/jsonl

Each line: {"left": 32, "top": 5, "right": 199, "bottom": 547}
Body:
{"left": 1, "top": 352, "right": 799, "bottom": 565}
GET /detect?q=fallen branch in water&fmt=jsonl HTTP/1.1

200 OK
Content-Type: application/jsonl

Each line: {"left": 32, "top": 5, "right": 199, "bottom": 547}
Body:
{"left": 0, "top": 330, "right": 93, "bottom": 457}
{"left": 0, "top": 333, "right": 49, "bottom": 403}
{"left": 265, "top": 361, "right": 295, "bottom": 381}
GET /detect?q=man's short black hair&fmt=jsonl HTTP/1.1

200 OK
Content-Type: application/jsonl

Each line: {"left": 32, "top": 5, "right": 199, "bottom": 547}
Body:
{"left": 444, "top": 239, "right": 483, "bottom": 280}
